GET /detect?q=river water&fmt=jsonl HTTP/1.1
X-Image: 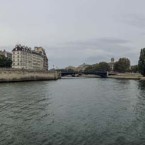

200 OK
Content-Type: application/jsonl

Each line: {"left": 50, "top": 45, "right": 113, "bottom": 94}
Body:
{"left": 0, "top": 78, "right": 145, "bottom": 145}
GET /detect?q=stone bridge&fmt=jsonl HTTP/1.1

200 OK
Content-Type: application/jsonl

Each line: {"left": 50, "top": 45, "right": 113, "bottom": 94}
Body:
{"left": 61, "top": 71, "right": 108, "bottom": 78}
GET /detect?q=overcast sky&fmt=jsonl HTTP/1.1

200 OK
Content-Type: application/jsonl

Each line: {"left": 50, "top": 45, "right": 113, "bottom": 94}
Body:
{"left": 0, "top": 0, "right": 145, "bottom": 68}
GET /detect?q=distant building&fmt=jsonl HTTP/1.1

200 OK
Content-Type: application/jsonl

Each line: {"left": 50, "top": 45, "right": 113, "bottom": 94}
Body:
{"left": 65, "top": 63, "right": 90, "bottom": 72}
{"left": 76, "top": 63, "right": 90, "bottom": 72}
{"left": 12, "top": 44, "right": 48, "bottom": 70}
{"left": 3, "top": 50, "right": 12, "bottom": 60}
{"left": 0, "top": 51, "right": 4, "bottom": 57}
{"left": 109, "top": 58, "right": 115, "bottom": 71}
{"left": 34, "top": 47, "right": 48, "bottom": 70}
{"left": 65, "top": 66, "right": 76, "bottom": 71}
{"left": 0, "top": 50, "right": 12, "bottom": 60}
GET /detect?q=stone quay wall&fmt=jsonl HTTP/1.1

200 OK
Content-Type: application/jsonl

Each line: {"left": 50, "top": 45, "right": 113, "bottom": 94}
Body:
{"left": 0, "top": 69, "right": 61, "bottom": 82}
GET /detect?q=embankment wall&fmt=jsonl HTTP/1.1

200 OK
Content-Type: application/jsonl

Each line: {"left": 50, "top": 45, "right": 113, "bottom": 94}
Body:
{"left": 0, "top": 69, "right": 60, "bottom": 82}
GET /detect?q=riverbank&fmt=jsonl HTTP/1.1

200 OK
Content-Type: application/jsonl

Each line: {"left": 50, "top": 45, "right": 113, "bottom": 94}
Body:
{"left": 0, "top": 69, "right": 60, "bottom": 82}
{"left": 80, "top": 73, "right": 144, "bottom": 80}
{"left": 108, "top": 73, "right": 142, "bottom": 80}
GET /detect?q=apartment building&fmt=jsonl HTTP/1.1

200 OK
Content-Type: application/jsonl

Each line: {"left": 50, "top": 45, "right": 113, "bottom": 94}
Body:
{"left": 12, "top": 44, "right": 48, "bottom": 70}
{"left": 34, "top": 47, "right": 48, "bottom": 70}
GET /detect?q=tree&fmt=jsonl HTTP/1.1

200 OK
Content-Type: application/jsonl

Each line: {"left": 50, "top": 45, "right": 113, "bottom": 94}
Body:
{"left": 98, "top": 62, "right": 111, "bottom": 71}
{"left": 114, "top": 57, "right": 130, "bottom": 73}
{"left": 0, "top": 56, "right": 12, "bottom": 68}
{"left": 84, "top": 62, "right": 110, "bottom": 73}
{"left": 138, "top": 48, "right": 145, "bottom": 76}
{"left": 84, "top": 64, "right": 99, "bottom": 73}
{"left": 131, "top": 65, "right": 138, "bottom": 73}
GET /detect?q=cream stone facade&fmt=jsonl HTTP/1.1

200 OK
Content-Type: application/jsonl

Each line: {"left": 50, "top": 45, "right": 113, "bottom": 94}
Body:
{"left": 34, "top": 47, "right": 48, "bottom": 70}
{"left": 12, "top": 45, "right": 48, "bottom": 70}
{"left": 109, "top": 58, "right": 115, "bottom": 71}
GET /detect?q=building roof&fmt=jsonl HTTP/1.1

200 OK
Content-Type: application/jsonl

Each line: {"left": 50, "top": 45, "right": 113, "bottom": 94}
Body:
{"left": 12, "top": 44, "right": 31, "bottom": 52}
{"left": 12, "top": 44, "right": 48, "bottom": 59}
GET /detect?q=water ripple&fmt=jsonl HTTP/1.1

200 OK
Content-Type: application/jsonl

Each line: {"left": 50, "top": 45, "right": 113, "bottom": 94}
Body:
{"left": 0, "top": 79, "right": 145, "bottom": 144}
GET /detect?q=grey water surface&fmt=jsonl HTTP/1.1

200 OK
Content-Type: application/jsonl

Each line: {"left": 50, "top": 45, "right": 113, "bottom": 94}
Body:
{"left": 0, "top": 78, "right": 145, "bottom": 145}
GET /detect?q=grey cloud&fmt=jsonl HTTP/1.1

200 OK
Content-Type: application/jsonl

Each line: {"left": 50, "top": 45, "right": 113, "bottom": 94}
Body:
{"left": 120, "top": 14, "right": 145, "bottom": 29}
{"left": 66, "top": 38, "right": 129, "bottom": 47}
{"left": 0, "top": 0, "right": 143, "bottom": 68}
{"left": 46, "top": 37, "right": 138, "bottom": 68}
{"left": 1, "top": 37, "right": 138, "bottom": 68}
{"left": 64, "top": 37, "right": 132, "bottom": 55}
{"left": 0, "top": 45, "right": 13, "bottom": 51}
{"left": 94, "top": 38, "right": 129, "bottom": 44}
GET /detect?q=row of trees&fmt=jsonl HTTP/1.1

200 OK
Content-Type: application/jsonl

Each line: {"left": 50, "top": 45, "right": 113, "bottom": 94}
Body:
{"left": 84, "top": 47, "right": 145, "bottom": 76}
{"left": 138, "top": 48, "right": 145, "bottom": 76}
{"left": 114, "top": 58, "right": 130, "bottom": 73}
{"left": 60, "top": 57, "right": 133, "bottom": 74}
{"left": 84, "top": 62, "right": 110, "bottom": 73}
{"left": 84, "top": 57, "right": 131, "bottom": 73}
{"left": 85, "top": 47, "right": 145, "bottom": 76}
{"left": 57, "top": 48, "right": 145, "bottom": 76}
{"left": 0, "top": 55, "right": 12, "bottom": 68}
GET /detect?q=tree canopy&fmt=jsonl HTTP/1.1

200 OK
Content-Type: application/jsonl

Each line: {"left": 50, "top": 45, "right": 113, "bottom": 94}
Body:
{"left": 84, "top": 62, "right": 110, "bottom": 73}
{"left": 131, "top": 65, "right": 138, "bottom": 73}
{"left": 138, "top": 48, "right": 145, "bottom": 76}
{"left": 98, "top": 62, "right": 111, "bottom": 71}
{"left": 114, "top": 57, "right": 130, "bottom": 73}
{"left": 0, "top": 55, "right": 12, "bottom": 68}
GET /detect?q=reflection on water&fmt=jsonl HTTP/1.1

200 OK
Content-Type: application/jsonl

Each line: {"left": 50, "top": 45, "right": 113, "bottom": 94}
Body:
{"left": 138, "top": 80, "right": 145, "bottom": 90}
{"left": 0, "top": 79, "right": 145, "bottom": 145}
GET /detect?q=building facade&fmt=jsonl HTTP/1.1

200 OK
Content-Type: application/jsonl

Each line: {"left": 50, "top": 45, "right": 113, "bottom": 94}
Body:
{"left": 109, "top": 58, "right": 115, "bottom": 71}
{"left": 34, "top": 47, "right": 48, "bottom": 70}
{"left": 12, "top": 44, "right": 48, "bottom": 70}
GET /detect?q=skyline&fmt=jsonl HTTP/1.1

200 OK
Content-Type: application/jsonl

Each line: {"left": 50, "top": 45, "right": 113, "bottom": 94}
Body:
{"left": 0, "top": 0, "right": 145, "bottom": 68}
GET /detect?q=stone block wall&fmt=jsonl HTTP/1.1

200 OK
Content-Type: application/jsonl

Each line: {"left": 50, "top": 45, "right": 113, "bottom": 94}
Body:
{"left": 0, "top": 69, "right": 60, "bottom": 82}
